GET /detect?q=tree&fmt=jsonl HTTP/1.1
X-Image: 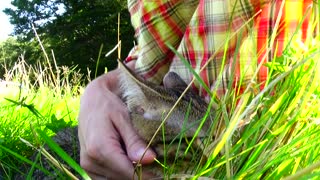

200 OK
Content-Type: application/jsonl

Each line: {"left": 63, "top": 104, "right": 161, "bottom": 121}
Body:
{"left": 0, "top": 37, "right": 43, "bottom": 78}
{"left": 4, "top": 0, "right": 135, "bottom": 78}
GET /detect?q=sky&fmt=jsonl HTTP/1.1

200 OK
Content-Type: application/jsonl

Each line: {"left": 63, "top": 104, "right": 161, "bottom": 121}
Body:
{"left": 0, "top": 0, "right": 14, "bottom": 41}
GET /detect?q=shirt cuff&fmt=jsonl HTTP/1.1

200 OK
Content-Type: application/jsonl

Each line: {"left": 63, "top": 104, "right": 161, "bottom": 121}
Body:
{"left": 125, "top": 45, "right": 140, "bottom": 63}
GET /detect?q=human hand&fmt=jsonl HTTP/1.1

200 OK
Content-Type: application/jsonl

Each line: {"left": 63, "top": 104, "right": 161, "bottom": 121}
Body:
{"left": 78, "top": 68, "right": 156, "bottom": 179}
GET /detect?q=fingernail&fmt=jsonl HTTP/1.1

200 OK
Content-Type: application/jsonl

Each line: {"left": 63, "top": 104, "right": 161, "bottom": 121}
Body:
{"left": 136, "top": 148, "right": 147, "bottom": 158}
{"left": 135, "top": 148, "right": 156, "bottom": 164}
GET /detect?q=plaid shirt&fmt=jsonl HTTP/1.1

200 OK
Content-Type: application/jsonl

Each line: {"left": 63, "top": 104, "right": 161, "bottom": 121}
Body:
{"left": 126, "top": 0, "right": 314, "bottom": 98}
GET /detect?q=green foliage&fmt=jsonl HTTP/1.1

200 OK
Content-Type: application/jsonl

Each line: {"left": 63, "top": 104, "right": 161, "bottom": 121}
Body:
{"left": 163, "top": 15, "right": 320, "bottom": 179}
{"left": 3, "top": 0, "right": 134, "bottom": 78}
{"left": 37, "top": 129, "right": 90, "bottom": 180}
{"left": 0, "top": 38, "right": 42, "bottom": 77}
{"left": 0, "top": 54, "right": 82, "bottom": 178}
{"left": 0, "top": 38, "right": 20, "bottom": 65}
{"left": 163, "top": 43, "right": 320, "bottom": 179}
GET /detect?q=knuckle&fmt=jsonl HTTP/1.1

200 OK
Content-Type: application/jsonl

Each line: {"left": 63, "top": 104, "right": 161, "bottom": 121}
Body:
{"left": 126, "top": 133, "right": 143, "bottom": 150}
{"left": 80, "top": 158, "right": 91, "bottom": 171}
{"left": 120, "top": 111, "right": 130, "bottom": 121}
{"left": 86, "top": 144, "right": 101, "bottom": 160}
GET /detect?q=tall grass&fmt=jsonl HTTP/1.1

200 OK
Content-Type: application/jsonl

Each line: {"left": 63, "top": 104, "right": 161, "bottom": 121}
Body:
{"left": 158, "top": 6, "right": 320, "bottom": 179}
{"left": 155, "top": 41, "right": 320, "bottom": 179}
{"left": 130, "top": 36, "right": 320, "bottom": 179}
{"left": 0, "top": 53, "right": 85, "bottom": 178}
{"left": 198, "top": 41, "right": 320, "bottom": 179}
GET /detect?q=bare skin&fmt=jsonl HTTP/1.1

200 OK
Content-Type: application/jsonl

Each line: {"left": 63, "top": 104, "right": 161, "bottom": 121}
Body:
{"left": 78, "top": 61, "right": 156, "bottom": 179}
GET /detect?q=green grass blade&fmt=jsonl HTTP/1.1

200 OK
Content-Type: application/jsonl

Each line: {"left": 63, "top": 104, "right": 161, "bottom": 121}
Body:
{"left": 166, "top": 43, "right": 212, "bottom": 96}
{"left": 36, "top": 129, "right": 90, "bottom": 180}
{"left": 0, "top": 144, "right": 51, "bottom": 176}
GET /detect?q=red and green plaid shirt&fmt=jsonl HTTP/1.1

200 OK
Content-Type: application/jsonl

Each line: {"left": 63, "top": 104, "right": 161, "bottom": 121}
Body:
{"left": 126, "top": 0, "right": 314, "bottom": 98}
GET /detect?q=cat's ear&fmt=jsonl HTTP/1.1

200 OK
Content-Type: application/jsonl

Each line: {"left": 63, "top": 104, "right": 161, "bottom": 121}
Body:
{"left": 163, "top": 72, "right": 188, "bottom": 89}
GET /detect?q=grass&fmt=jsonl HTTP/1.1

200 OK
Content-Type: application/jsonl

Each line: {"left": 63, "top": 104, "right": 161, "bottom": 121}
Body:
{"left": 156, "top": 8, "right": 320, "bottom": 179}
{"left": 0, "top": 6, "right": 320, "bottom": 180}
{"left": 136, "top": 5, "right": 320, "bottom": 179}
{"left": 201, "top": 47, "right": 320, "bottom": 179}
{"left": 0, "top": 56, "right": 84, "bottom": 179}
{"left": 154, "top": 41, "right": 320, "bottom": 179}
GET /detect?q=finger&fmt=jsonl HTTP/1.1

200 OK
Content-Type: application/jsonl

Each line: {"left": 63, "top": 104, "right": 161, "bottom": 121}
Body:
{"left": 99, "top": 137, "right": 136, "bottom": 179}
{"left": 79, "top": 119, "right": 135, "bottom": 179}
{"left": 87, "top": 125, "right": 138, "bottom": 178}
{"left": 87, "top": 172, "right": 106, "bottom": 180}
{"left": 81, "top": 143, "right": 137, "bottom": 180}
{"left": 80, "top": 127, "right": 155, "bottom": 179}
{"left": 111, "top": 111, "right": 156, "bottom": 164}
{"left": 81, "top": 136, "right": 136, "bottom": 179}
{"left": 80, "top": 150, "right": 108, "bottom": 176}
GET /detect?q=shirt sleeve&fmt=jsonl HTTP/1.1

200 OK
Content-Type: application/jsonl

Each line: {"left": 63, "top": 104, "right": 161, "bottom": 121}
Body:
{"left": 168, "top": 0, "right": 313, "bottom": 98}
{"left": 169, "top": 0, "right": 257, "bottom": 97}
{"left": 127, "top": 0, "right": 199, "bottom": 84}
{"left": 253, "top": 0, "right": 313, "bottom": 88}
{"left": 127, "top": 0, "right": 314, "bottom": 99}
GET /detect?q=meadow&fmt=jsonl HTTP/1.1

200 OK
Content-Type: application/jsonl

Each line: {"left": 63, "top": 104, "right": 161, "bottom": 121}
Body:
{"left": 1, "top": 14, "right": 320, "bottom": 180}
{"left": 0, "top": 56, "right": 84, "bottom": 178}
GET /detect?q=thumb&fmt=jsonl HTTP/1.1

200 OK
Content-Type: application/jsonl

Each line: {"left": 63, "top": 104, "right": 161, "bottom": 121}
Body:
{"left": 126, "top": 135, "right": 156, "bottom": 164}
{"left": 114, "top": 113, "right": 156, "bottom": 164}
